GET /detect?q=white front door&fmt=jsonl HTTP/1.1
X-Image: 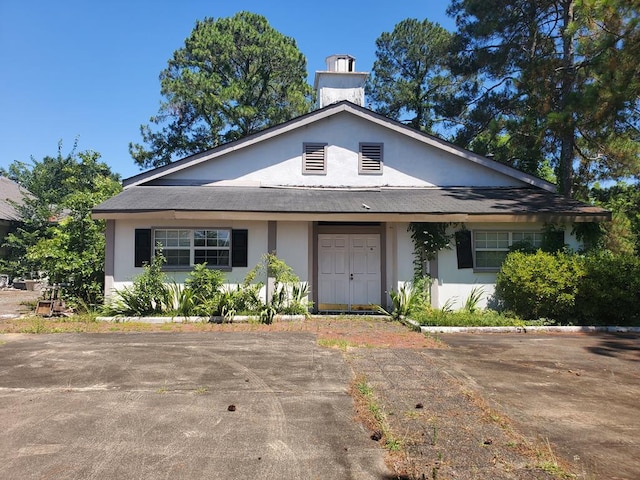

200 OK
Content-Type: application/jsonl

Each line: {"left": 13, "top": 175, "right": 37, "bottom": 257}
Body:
{"left": 318, "top": 234, "right": 381, "bottom": 312}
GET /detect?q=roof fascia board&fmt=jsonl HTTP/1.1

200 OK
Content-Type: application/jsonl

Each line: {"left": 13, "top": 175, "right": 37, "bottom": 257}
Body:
{"left": 93, "top": 210, "right": 609, "bottom": 223}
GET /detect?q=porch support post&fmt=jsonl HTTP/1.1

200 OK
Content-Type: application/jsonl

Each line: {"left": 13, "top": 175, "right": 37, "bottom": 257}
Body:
{"left": 429, "top": 255, "right": 439, "bottom": 309}
{"left": 266, "top": 221, "right": 277, "bottom": 303}
{"left": 104, "top": 220, "right": 115, "bottom": 299}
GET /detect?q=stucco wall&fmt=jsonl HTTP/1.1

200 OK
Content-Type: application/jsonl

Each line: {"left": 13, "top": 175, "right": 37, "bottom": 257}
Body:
{"left": 163, "top": 114, "right": 527, "bottom": 189}
{"left": 274, "top": 221, "right": 310, "bottom": 282}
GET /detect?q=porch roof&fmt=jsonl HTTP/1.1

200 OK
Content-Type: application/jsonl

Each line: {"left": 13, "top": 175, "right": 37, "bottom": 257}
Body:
{"left": 92, "top": 185, "right": 609, "bottom": 223}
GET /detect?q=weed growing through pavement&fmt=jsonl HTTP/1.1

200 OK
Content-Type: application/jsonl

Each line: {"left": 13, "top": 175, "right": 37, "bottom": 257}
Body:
{"left": 317, "top": 338, "right": 353, "bottom": 351}
{"left": 536, "top": 437, "right": 576, "bottom": 478}
{"left": 462, "top": 386, "right": 578, "bottom": 478}
{"left": 351, "top": 376, "right": 402, "bottom": 452}
{"left": 157, "top": 381, "right": 169, "bottom": 394}
{"left": 194, "top": 386, "right": 208, "bottom": 395}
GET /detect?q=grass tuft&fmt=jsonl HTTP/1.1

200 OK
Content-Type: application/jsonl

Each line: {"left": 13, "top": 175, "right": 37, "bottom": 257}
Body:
{"left": 350, "top": 376, "right": 402, "bottom": 453}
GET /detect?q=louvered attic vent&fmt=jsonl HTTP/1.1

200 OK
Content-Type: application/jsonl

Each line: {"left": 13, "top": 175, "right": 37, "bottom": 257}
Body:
{"left": 303, "top": 143, "right": 327, "bottom": 174}
{"left": 359, "top": 143, "right": 383, "bottom": 174}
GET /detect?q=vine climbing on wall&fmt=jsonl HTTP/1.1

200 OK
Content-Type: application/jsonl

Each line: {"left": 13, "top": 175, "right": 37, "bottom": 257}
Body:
{"left": 408, "top": 223, "right": 454, "bottom": 280}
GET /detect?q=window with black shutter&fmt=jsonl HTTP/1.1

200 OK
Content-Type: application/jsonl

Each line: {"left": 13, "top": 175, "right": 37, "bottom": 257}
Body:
{"left": 455, "top": 230, "right": 474, "bottom": 269}
{"left": 134, "top": 229, "right": 152, "bottom": 267}
{"left": 231, "top": 229, "right": 248, "bottom": 267}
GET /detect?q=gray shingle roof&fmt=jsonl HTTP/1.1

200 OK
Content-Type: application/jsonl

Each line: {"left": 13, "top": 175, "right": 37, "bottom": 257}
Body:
{"left": 93, "top": 185, "right": 608, "bottom": 219}
{"left": 0, "top": 177, "right": 27, "bottom": 221}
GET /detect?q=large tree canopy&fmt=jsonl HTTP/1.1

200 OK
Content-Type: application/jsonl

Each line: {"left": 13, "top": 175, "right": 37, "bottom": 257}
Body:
{"left": 366, "top": 18, "right": 454, "bottom": 133}
{"left": 446, "top": 0, "right": 640, "bottom": 197}
{"left": 130, "top": 11, "right": 313, "bottom": 169}
{"left": 0, "top": 142, "right": 121, "bottom": 304}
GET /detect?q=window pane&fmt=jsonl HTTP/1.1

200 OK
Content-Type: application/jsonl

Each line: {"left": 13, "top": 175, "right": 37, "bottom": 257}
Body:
{"left": 194, "top": 249, "right": 230, "bottom": 266}
{"left": 512, "top": 232, "right": 543, "bottom": 247}
{"left": 496, "top": 232, "right": 509, "bottom": 248}
{"left": 160, "top": 248, "right": 190, "bottom": 266}
{"left": 154, "top": 230, "right": 167, "bottom": 247}
{"left": 156, "top": 229, "right": 191, "bottom": 247}
{"left": 474, "top": 232, "right": 487, "bottom": 249}
{"left": 476, "top": 250, "right": 508, "bottom": 268}
{"left": 194, "top": 230, "right": 206, "bottom": 247}
{"left": 476, "top": 232, "right": 509, "bottom": 249}
{"left": 216, "top": 230, "right": 230, "bottom": 247}
{"left": 179, "top": 230, "right": 190, "bottom": 246}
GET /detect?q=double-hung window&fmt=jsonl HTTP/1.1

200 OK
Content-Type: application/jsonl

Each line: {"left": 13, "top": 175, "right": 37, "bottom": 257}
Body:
{"left": 474, "top": 231, "right": 543, "bottom": 269}
{"left": 154, "top": 228, "right": 231, "bottom": 267}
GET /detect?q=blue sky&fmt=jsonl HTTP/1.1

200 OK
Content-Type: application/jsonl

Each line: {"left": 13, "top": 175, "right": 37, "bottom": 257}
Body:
{"left": 0, "top": 0, "right": 454, "bottom": 180}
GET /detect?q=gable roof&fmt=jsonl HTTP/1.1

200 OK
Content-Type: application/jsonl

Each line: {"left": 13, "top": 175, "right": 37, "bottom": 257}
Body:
{"left": 123, "top": 101, "right": 556, "bottom": 192}
{"left": 93, "top": 185, "right": 609, "bottom": 223}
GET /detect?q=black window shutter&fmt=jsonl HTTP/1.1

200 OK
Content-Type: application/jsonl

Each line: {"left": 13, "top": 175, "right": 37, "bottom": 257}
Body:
{"left": 231, "top": 229, "right": 248, "bottom": 267}
{"left": 134, "top": 229, "right": 152, "bottom": 267}
{"left": 455, "top": 230, "right": 474, "bottom": 269}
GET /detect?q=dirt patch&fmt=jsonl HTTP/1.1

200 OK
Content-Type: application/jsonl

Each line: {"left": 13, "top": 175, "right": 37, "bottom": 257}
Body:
{"left": 0, "top": 289, "right": 42, "bottom": 317}
{"left": 0, "top": 312, "right": 442, "bottom": 349}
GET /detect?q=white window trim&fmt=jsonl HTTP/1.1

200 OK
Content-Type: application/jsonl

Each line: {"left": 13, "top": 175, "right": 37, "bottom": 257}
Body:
{"left": 153, "top": 227, "right": 232, "bottom": 269}
{"left": 473, "top": 230, "right": 543, "bottom": 271}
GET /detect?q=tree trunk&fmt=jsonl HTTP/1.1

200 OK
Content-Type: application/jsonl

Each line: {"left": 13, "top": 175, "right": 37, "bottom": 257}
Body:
{"left": 558, "top": 0, "right": 576, "bottom": 198}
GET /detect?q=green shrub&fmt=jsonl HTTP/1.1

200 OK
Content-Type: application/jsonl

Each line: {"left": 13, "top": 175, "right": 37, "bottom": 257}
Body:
{"left": 104, "top": 254, "right": 310, "bottom": 320}
{"left": 415, "top": 308, "right": 540, "bottom": 327}
{"left": 104, "top": 254, "right": 170, "bottom": 316}
{"left": 166, "top": 282, "right": 196, "bottom": 316}
{"left": 184, "top": 263, "right": 225, "bottom": 316}
{"left": 495, "top": 250, "right": 586, "bottom": 321}
{"left": 495, "top": 249, "right": 640, "bottom": 325}
{"left": 260, "top": 253, "right": 311, "bottom": 318}
{"left": 575, "top": 252, "right": 640, "bottom": 325}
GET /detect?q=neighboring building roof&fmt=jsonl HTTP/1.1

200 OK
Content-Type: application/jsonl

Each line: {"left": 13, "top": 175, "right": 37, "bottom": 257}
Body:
{"left": 0, "top": 176, "right": 27, "bottom": 222}
{"left": 122, "top": 101, "right": 557, "bottom": 193}
{"left": 93, "top": 185, "right": 610, "bottom": 223}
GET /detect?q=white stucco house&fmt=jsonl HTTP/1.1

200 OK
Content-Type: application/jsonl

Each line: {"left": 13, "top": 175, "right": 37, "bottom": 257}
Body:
{"left": 93, "top": 55, "right": 609, "bottom": 312}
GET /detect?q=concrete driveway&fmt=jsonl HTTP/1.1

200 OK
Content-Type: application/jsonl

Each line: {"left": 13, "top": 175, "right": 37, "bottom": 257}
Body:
{"left": 0, "top": 332, "right": 390, "bottom": 480}
{"left": 432, "top": 332, "right": 640, "bottom": 479}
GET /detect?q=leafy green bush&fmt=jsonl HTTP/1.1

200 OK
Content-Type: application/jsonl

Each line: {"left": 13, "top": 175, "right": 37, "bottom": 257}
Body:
{"left": 183, "top": 263, "right": 225, "bottom": 316}
{"left": 414, "top": 308, "right": 544, "bottom": 327}
{"left": 104, "top": 254, "right": 170, "bottom": 316}
{"left": 378, "top": 278, "right": 432, "bottom": 320}
{"left": 495, "top": 249, "right": 640, "bottom": 325}
{"left": 575, "top": 252, "right": 640, "bottom": 325}
{"left": 104, "top": 253, "right": 310, "bottom": 320}
{"left": 495, "top": 250, "right": 586, "bottom": 321}
{"left": 259, "top": 254, "right": 311, "bottom": 318}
